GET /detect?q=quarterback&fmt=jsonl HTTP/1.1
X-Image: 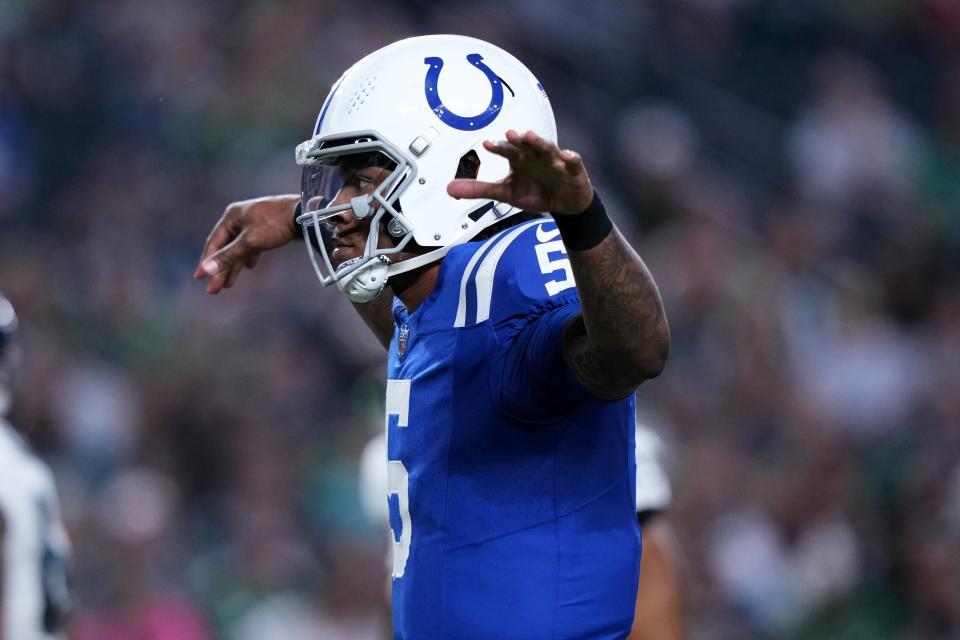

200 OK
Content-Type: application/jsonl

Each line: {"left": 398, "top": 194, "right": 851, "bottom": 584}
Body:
{"left": 197, "top": 35, "right": 669, "bottom": 639}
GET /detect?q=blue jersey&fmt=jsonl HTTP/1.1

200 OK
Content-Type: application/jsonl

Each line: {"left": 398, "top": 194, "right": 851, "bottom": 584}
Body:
{"left": 386, "top": 218, "right": 640, "bottom": 640}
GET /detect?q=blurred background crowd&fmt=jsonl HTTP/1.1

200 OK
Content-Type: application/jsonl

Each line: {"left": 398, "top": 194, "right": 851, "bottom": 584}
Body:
{"left": 1, "top": 0, "right": 958, "bottom": 638}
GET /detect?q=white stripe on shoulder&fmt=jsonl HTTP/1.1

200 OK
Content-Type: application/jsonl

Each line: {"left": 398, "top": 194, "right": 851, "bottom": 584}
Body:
{"left": 453, "top": 234, "right": 504, "bottom": 328}
{"left": 474, "top": 219, "right": 544, "bottom": 325}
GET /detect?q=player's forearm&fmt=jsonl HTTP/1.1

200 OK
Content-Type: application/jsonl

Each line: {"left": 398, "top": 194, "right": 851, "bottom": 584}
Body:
{"left": 561, "top": 226, "right": 669, "bottom": 398}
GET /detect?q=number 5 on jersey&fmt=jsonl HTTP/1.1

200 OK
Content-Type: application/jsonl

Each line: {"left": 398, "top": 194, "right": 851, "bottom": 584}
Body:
{"left": 535, "top": 225, "right": 575, "bottom": 296}
{"left": 386, "top": 379, "right": 412, "bottom": 578}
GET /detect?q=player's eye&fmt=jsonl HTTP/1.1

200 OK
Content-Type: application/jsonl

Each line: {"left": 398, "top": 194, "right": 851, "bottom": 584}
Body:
{"left": 345, "top": 174, "right": 375, "bottom": 190}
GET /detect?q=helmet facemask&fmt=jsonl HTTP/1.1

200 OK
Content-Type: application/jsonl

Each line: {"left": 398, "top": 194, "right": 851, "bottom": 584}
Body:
{"left": 295, "top": 132, "right": 418, "bottom": 301}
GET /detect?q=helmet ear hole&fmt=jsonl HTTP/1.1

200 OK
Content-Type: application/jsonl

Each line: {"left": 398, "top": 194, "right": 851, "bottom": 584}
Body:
{"left": 387, "top": 217, "right": 406, "bottom": 238}
{"left": 455, "top": 150, "right": 481, "bottom": 180}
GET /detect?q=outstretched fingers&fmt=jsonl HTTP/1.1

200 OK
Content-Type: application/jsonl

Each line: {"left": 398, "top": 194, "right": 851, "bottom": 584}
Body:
{"left": 194, "top": 220, "right": 235, "bottom": 279}
{"left": 522, "top": 130, "right": 555, "bottom": 156}
{"left": 447, "top": 178, "right": 511, "bottom": 202}
{"left": 501, "top": 129, "right": 551, "bottom": 159}
{"left": 223, "top": 261, "right": 245, "bottom": 290}
{"left": 484, "top": 130, "right": 564, "bottom": 173}
{"left": 482, "top": 139, "right": 522, "bottom": 162}
{"left": 454, "top": 130, "right": 589, "bottom": 211}
{"left": 200, "top": 232, "right": 255, "bottom": 294}
{"left": 525, "top": 132, "right": 586, "bottom": 179}
{"left": 559, "top": 148, "right": 585, "bottom": 176}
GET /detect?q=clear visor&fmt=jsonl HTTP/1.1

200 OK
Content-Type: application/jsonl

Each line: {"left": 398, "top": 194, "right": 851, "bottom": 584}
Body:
{"left": 295, "top": 136, "right": 416, "bottom": 286}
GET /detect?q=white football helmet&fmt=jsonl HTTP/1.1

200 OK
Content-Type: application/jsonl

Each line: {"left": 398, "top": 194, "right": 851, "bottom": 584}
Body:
{"left": 295, "top": 34, "right": 557, "bottom": 302}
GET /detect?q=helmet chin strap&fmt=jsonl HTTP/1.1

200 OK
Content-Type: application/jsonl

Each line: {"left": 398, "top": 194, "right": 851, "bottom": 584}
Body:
{"left": 336, "top": 256, "right": 390, "bottom": 303}
{"left": 337, "top": 247, "right": 452, "bottom": 304}
{"left": 386, "top": 244, "right": 455, "bottom": 278}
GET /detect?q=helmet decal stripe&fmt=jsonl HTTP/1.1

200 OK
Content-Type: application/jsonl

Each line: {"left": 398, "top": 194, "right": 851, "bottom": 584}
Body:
{"left": 314, "top": 76, "right": 346, "bottom": 135}
{"left": 423, "top": 54, "right": 504, "bottom": 131}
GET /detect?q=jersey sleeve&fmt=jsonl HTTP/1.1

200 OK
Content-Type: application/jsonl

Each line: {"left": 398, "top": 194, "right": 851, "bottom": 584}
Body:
{"left": 483, "top": 219, "right": 593, "bottom": 424}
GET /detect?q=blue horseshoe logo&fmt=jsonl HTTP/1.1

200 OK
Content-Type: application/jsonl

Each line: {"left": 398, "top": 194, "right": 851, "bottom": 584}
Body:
{"left": 424, "top": 54, "right": 504, "bottom": 131}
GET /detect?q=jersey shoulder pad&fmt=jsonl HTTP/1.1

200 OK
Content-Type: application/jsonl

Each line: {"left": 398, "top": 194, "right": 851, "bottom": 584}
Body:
{"left": 450, "top": 218, "right": 579, "bottom": 330}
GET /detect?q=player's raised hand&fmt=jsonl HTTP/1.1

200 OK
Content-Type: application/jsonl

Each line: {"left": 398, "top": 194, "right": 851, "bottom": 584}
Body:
{"left": 195, "top": 194, "right": 300, "bottom": 294}
{"left": 446, "top": 129, "right": 594, "bottom": 215}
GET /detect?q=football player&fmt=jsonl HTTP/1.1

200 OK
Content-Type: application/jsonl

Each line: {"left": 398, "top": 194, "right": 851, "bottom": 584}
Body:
{"left": 628, "top": 425, "right": 684, "bottom": 640}
{"left": 197, "top": 35, "right": 669, "bottom": 639}
{"left": 0, "top": 294, "right": 72, "bottom": 640}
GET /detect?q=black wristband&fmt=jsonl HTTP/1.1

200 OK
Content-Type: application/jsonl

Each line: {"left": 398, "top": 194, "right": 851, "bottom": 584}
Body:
{"left": 292, "top": 200, "right": 304, "bottom": 240}
{"left": 551, "top": 189, "right": 612, "bottom": 251}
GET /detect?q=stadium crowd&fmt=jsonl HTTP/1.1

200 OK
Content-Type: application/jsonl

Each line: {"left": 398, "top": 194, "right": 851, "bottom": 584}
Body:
{"left": 0, "top": 0, "right": 958, "bottom": 638}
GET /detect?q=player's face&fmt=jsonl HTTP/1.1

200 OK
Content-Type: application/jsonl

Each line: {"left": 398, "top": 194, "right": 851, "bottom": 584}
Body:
{"left": 319, "top": 161, "right": 394, "bottom": 268}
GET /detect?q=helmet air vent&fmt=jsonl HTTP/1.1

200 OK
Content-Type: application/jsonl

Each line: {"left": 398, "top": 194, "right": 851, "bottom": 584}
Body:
{"left": 347, "top": 70, "right": 379, "bottom": 115}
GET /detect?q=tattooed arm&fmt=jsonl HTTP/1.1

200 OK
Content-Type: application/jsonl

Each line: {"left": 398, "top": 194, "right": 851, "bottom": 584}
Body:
{"left": 561, "top": 223, "right": 669, "bottom": 399}
{"left": 448, "top": 129, "right": 669, "bottom": 399}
